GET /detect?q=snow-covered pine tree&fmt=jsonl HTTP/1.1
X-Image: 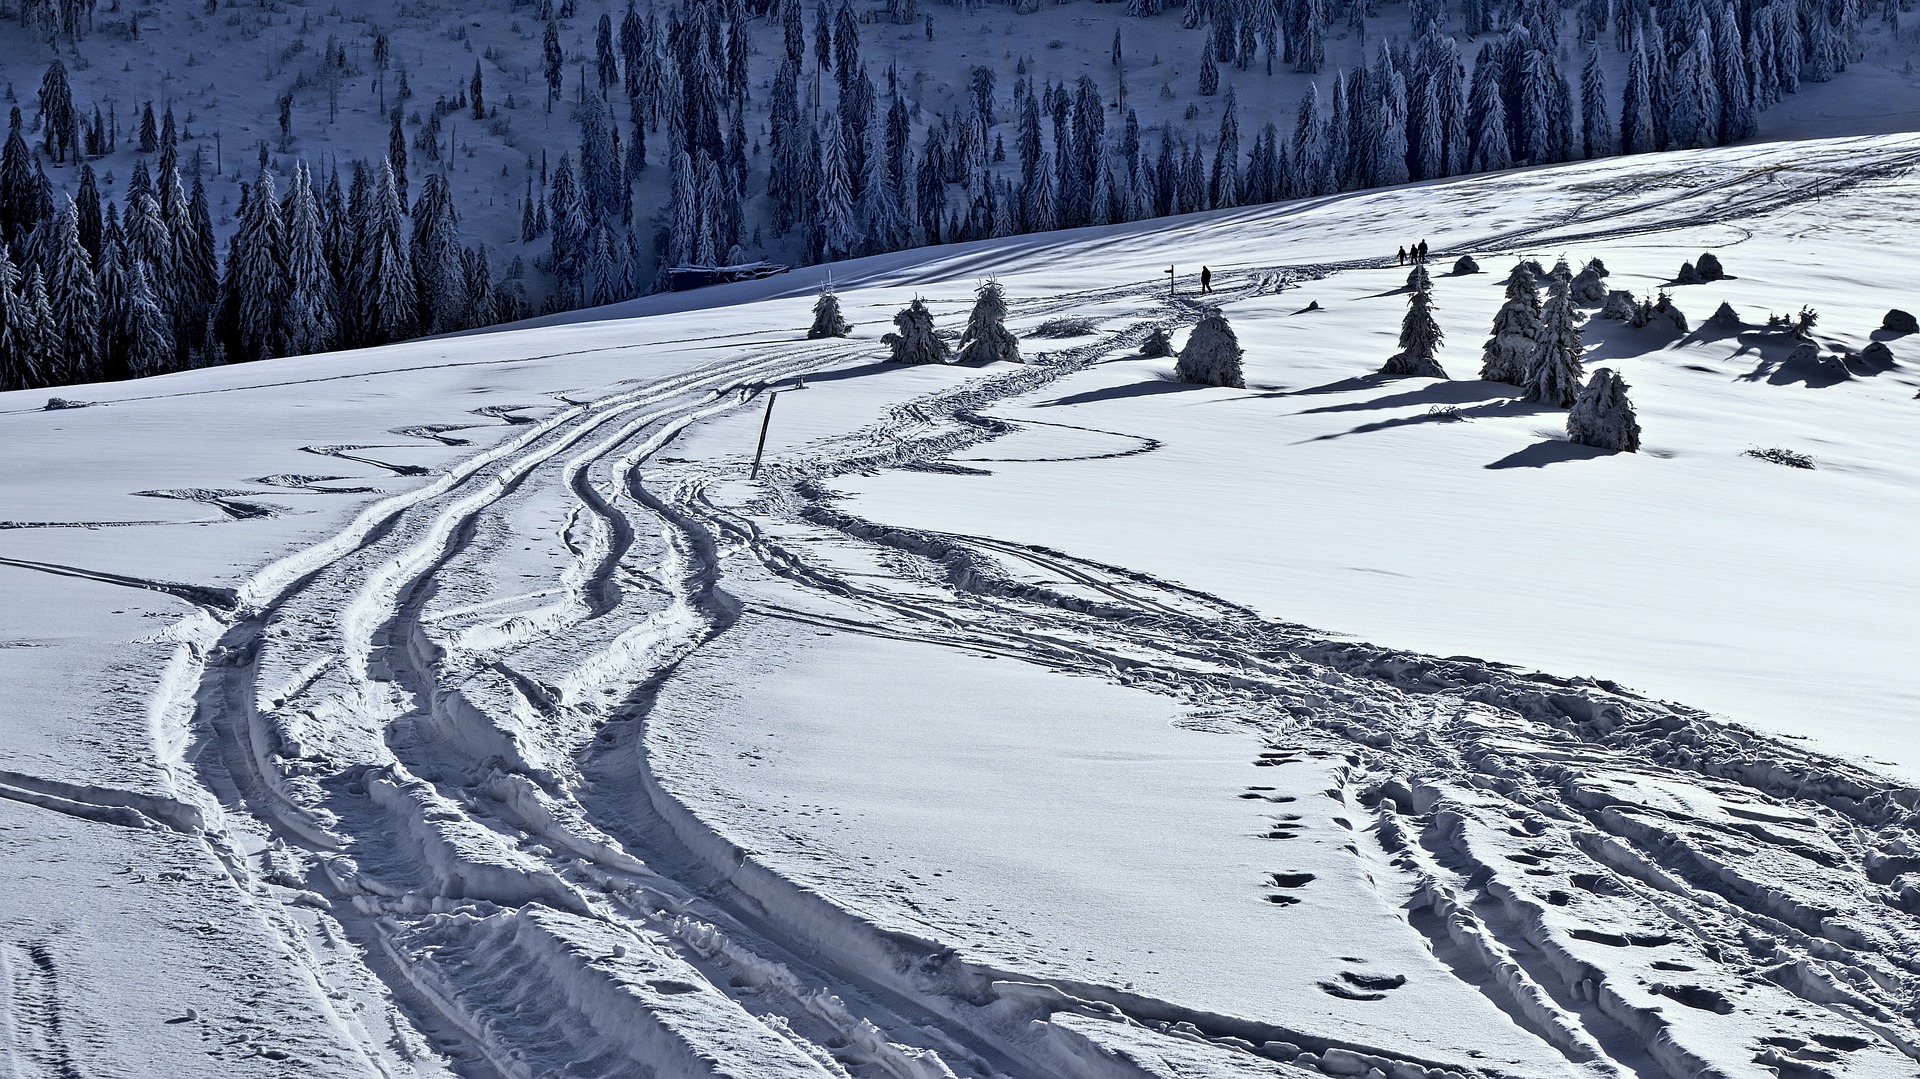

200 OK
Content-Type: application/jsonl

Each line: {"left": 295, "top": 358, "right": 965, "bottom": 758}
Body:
{"left": 1384, "top": 285, "right": 1448, "bottom": 378}
{"left": 956, "top": 279, "right": 1020, "bottom": 364}
{"left": 818, "top": 118, "right": 858, "bottom": 261}
{"left": 363, "top": 161, "right": 416, "bottom": 346}
{"left": 1581, "top": 51, "right": 1613, "bottom": 159}
{"left": 1620, "top": 39, "right": 1653, "bottom": 154}
{"left": 1480, "top": 260, "right": 1542, "bottom": 383}
{"left": 1175, "top": 310, "right": 1245, "bottom": 388}
{"left": 226, "top": 171, "right": 293, "bottom": 363}
{"left": 21, "top": 271, "right": 58, "bottom": 386}
{"left": 123, "top": 263, "right": 175, "bottom": 379}
{"left": 1199, "top": 42, "right": 1220, "bottom": 96}
{"left": 0, "top": 249, "right": 36, "bottom": 391}
{"left": 882, "top": 296, "right": 949, "bottom": 364}
{"left": 1406, "top": 262, "right": 1432, "bottom": 292}
{"left": 411, "top": 173, "right": 467, "bottom": 335}
{"left": 284, "top": 164, "right": 338, "bottom": 356}
{"left": 45, "top": 197, "right": 101, "bottom": 383}
{"left": 807, "top": 284, "right": 852, "bottom": 339}
{"left": 1468, "top": 66, "right": 1512, "bottom": 172}
{"left": 1569, "top": 258, "right": 1608, "bottom": 303}
{"left": 1524, "top": 275, "right": 1585, "bottom": 407}
{"left": 1567, "top": 367, "right": 1640, "bottom": 451}
{"left": 1140, "top": 326, "right": 1173, "bottom": 357}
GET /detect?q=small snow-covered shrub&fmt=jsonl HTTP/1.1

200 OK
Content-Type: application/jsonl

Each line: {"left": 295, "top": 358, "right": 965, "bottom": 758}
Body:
{"left": 1634, "top": 292, "right": 1688, "bottom": 333}
{"left": 1384, "top": 288, "right": 1448, "bottom": 379}
{"left": 1175, "top": 311, "right": 1245, "bottom": 388}
{"left": 1567, "top": 368, "right": 1640, "bottom": 452}
{"left": 1140, "top": 327, "right": 1173, "bottom": 357}
{"left": 1744, "top": 446, "right": 1815, "bottom": 469}
{"left": 806, "top": 285, "right": 852, "bottom": 339}
{"left": 1452, "top": 254, "right": 1480, "bottom": 275}
{"left": 1029, "top": 316, "right": 1099, "bottom": 338}
{"left": 1675, "top": 261, "right": 1704, "bottom": 285}
{"left": 1481, "top": 262, "right": 1542, "bottom": 384}
{"left": 1862, "top": 340, "right": 1895, "bottom": 367}
{"left": 956, "top": 279, "right": 1021, "bottom": 364}
{"left": 1696, "top": 252, "right": 1725, "bottom": 280}
{"left": 1707, "top": 302, "right": 1741, "bottom": 329}
{"left": 1791, "top": 305, "right": 1818, "bottom": 339}
{"left": 882, "top": 297, "right": 950, "bottom": 364}
{"left": 43, "top": 397, "right": 90, "bottom": 410}
{"left": 1570, "top": 264, "right": 1607, "bottom": 304}
{"left": 1883, "top": 309, "right": 1918, "bottom": 334}
{"left": 1549, "top": 258, "right": 1572, "bottom": 281}
{"left": 1524, "top": 277, "right": 1585, "bottom": 407}
{"left": 1600, "top": 290, "right": 1636, "bottom": 321}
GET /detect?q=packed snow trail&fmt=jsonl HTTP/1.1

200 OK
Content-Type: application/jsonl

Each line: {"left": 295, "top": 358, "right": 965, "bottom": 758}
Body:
{"left": 139, "top": 138, "right": 1920, "bottom": 1079}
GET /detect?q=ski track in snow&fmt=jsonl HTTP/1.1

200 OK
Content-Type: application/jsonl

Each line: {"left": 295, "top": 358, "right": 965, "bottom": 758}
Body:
{"left": 128, "top": 141, "right": 1920, "bottom": 1079}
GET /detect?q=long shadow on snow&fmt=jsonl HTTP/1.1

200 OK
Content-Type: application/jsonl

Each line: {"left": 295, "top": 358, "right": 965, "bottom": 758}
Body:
{"left": 1486, "top": 439, "right": 1613, "bottom": 469}
{"left": 1300, "top": 394, "right": 1559, "bottom": 445}
{"left": 1037, "top": 377, "right": 1198, "bottom": 407}
{"left": 1286, "top": 379, "right": 1516, "bottom": 416}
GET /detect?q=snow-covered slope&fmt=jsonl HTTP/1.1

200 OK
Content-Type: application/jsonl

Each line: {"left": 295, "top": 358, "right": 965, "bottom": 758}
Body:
{"left": 2, "top": 135, "right": 1918, "bottom": 1078}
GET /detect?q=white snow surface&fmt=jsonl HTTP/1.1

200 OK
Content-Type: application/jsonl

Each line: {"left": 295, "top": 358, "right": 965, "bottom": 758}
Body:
{"left": 3, "top": 135, "right": 1920, "bottom": 1079}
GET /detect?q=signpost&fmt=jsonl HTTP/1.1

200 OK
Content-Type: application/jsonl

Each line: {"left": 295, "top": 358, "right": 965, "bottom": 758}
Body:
{"left": 749, "top": 378, "right": 807, "bottom": 480}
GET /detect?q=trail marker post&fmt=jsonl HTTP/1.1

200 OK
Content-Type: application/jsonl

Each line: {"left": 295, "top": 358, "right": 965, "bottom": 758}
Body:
{"left": 750, "top": 378, "right": 806, "bottom": 480}
{"left": 1166, "top": 265, "right": 1175, "bottom": 298}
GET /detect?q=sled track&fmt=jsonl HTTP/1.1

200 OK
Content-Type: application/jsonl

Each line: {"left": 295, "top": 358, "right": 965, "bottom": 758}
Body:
{"left": 147, "top": 146, "right": 1920, "bottom": 1079}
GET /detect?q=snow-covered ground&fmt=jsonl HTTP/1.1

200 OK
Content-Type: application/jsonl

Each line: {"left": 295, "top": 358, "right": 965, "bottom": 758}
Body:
{"left": 3, "top": 135, "right": 1919, "bottom": 1078}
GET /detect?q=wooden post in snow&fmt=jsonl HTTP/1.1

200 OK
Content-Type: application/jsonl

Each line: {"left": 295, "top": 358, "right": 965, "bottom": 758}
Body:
{"left": 750, "top": 392, "right": 780, "bottom": 480}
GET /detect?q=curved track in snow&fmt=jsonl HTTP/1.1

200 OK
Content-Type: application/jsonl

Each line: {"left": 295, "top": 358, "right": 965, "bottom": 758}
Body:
{"left": 146, "top": 141, "right": 1920, "bottom": 1079}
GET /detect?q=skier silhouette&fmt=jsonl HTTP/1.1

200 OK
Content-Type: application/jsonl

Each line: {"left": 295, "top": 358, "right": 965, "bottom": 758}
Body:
{"left": 1200, "top": 266, "right": 1212, "bottom": 294}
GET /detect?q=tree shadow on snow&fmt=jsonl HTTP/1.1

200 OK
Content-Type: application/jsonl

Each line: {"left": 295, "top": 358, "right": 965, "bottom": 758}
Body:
{"left": 1038, "top": 377, "right": 1198, "bottom": 408}
{"left": 1870, "top": 326, "right": 1914, "bottom": 343}
{"left": 1486, "top": 439, "right": 1613, "bottom": 469}
{"left": 797, "top": 360, "right": 923, "bottom": 385}
{"left": 1300, "top": 395, "right": 1555, "bottom": 444}
{"left": 1287, "top": 378, "right": 1516, "bottom": 416}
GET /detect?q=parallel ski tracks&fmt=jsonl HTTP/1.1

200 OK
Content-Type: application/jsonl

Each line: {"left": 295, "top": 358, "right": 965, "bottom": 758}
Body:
{"left": 145, "top": 139, "right": 1920, "bottom": 1079}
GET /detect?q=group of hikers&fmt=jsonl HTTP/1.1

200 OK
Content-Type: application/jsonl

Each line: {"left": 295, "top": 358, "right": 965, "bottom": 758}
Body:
{"left": 1397, "top": 241, "right": 1432, "bottom": 265}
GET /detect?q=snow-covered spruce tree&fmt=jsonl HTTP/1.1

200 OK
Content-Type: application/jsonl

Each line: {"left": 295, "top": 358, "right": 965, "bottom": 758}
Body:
{"left": 45, "top": 197, "right": 101, "bottom": 384}
{"left": 1140, "top": 326, "right": 1173, "bottom": 357}
{"left": 807, "top": 284, "right": 852, "bottom": 339}
{"left": 1480, "top": 261, "right": 1543, "bottom": 384}
{"left": 1524, "top": 276, "right": 1586, "bottom": 408}
{"left": 956, "top": 279, "right": 1021, "bottom": 364}
{"left": 882, "top": 296, "right": 949, "bottom": 364}
{"left": 1383, "top": 286, "right": 1448, "bottom": 379}
{"left": 1406, "top": 263, "right": 1432, "bottom": 292}
{"left": 0, "top": 249, "right": 39, "bottom": 391}
{"left": 1601, "top": 290, "right": 1637, "bottom": 320}
{"left": 1175, "top": 310, "right": 1245, "bottom": 388}
{"left": 1567, "top": 368, "right": 1641, "bottom": 452}
{"left": 1696, "top": 252, "right": 1725, "bottom": 281}
{"left": 1570, "top": 259, "right": 1608, "bottom": 303}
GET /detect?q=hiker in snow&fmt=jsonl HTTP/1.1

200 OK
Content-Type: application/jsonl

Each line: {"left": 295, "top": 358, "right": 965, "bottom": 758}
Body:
{"left": 1397, "top": 245, "right": 1407, "bottom": 266}
{"left": 1200, "top": 266, "right": 1213, "bottom": 294}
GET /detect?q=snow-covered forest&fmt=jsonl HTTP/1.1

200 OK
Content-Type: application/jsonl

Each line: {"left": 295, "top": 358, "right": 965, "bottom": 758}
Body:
{"left": 2, "top": 0, "right": 1917, "bottom": 390}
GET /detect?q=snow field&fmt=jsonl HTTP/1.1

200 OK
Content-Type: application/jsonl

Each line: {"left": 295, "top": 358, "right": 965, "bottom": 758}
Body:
{"left": 0, "top": 134, "right": 1918, "bottom": 1077}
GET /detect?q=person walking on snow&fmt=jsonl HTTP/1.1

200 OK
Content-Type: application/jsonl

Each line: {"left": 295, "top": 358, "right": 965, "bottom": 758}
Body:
{"left": 1200, "top": 266, "right": 1213, "bottom": 294}
{"left": 1397, "top": 245, "right": 1407, "bottom": 266}
{"left": 1418, "top": 239, "right": 1430, "bottom": 262}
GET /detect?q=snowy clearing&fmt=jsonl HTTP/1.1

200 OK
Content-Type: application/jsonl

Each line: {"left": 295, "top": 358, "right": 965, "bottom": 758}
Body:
{"left": 2, "top": 134, "right": 1919, "bottom": 1079}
